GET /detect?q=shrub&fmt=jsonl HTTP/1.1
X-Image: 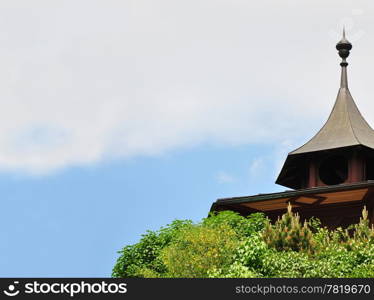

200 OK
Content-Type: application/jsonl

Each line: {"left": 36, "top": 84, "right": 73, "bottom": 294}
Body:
{"left": 208, "top": 262, "right": 259, "bottom": 278}
{"left": 161, "top": 224, "right": 238, "bottom": 278}
{"left": 112, "top": 219, "right": 192, "bottom": 278}
{"left": 349, "top": 263, "right": 374, "bottom": 277}
{"left": 203, "top": 211, "right": 266, "bottom": 239}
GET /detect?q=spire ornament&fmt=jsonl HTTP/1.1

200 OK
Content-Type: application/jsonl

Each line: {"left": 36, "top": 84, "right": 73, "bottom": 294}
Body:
{"left": 336, "top": 28, "right": 352, "bottom": 67}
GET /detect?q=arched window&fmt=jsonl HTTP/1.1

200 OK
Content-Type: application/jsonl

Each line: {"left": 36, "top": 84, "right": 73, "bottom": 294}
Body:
{"left": 319, "top": 155, "right": 348, "bottom": 185}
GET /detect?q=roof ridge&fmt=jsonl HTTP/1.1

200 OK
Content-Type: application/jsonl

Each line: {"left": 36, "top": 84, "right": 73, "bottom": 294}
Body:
{"left": 344, "top": 87, "right": 374, "bottom": 147}
{"left": 342, "top": 87, "right": 360, "bottom": 144}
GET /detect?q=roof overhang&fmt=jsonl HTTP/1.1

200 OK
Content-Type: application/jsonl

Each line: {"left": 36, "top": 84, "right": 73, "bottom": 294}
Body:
{"left": 211, "top": 181, "right": 374, "bottom": 216}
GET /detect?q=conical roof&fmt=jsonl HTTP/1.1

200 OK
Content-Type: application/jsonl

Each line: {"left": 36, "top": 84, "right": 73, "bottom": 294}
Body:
{"left": 291, "top": 67, "right": 374, "bottom": 154}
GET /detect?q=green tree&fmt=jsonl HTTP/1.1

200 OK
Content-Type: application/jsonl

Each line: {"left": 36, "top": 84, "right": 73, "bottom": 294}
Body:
{"left": 161, "top": 224, "right": 238, "bottom": 277}
{"left": 112, "top": 220, "right": 192, "bottom": 278}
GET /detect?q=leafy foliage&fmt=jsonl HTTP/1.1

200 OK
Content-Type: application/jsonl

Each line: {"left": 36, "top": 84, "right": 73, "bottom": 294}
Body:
{"left": 112, "top": 207, "right": 374, "bottom": 278}
{"left": 161, "top": 224, "right": 238, "bottom": 277}
{"left": 203, "top": 210, "right": 266, "bottom": 238}
{"left": 112, "top": 220, "right": 192, "bottom": 278}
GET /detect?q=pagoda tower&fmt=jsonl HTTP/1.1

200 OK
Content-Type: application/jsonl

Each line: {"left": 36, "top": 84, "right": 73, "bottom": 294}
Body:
{"left": 277, "top": 29, "right": 374, "bottom": 190}
{"left": 211, "top": 31, "right": 374, "bottom": 228}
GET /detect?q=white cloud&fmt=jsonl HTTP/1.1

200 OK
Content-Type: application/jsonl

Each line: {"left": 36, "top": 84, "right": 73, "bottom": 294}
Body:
{"left": 215, "top": 171, "right": 235, "bottom": 184}
{"left": 249, "top": 157, "right": 265, "bottom": 178}
{"left": 0, "top": 0, "right": 373, "bottom": 174}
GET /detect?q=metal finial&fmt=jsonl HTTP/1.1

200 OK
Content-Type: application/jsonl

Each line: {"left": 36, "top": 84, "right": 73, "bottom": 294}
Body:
{"left": 336, "top": 28, "right": 352, "bottom": 67}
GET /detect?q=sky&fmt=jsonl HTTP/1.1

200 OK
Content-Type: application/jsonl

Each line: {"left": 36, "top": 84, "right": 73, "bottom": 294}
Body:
{"left": 1, "top": 0, "right": 374, "bottom": 276}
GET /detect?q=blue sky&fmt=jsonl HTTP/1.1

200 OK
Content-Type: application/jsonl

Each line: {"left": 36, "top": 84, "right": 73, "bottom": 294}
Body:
{"left": 1, "top": 0, "right": 374, "bottom": 276}
{"left": 1, "top": 143, "right": 284, "bottom": 276}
